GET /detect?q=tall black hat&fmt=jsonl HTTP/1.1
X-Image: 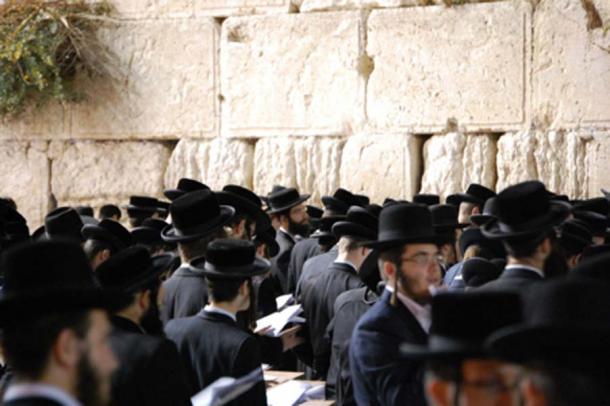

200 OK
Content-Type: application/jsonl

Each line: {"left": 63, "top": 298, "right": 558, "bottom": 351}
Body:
{"left": 321, "top": 188, "right": 357, "bottom": 215}
{"left": 45, "top": 207, "right": 85, "bottom": 242}
{"left": 413, "top": 194, "right": 440, "bottom": 207}
{"left": 191, "top": 239, "right": 270, "bottom": 280}
{"left": 267, "top": 188, "right": 310, "bottom": 214}
{"left": 216, "top": 185, "right": 271, "bottom": 233}
{"left": 332, "top": 206, "right": 378, "bottom": 240}
{"left": 446, "top": 184, "right": 496, "bottom": 207}
{"left": 164, "top": 178, "right": 210, "bottom": 201}
{"left": 82, "top": 219, "right": 134, "bottom": 251}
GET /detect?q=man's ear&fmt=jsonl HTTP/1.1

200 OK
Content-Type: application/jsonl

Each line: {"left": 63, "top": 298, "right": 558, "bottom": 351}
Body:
{"left": 52, "top": 329, "right": 81, "bottom": 369}
{"left": 521, "top": 377, "right": 548, "bottom": 406}
{"left": 383, "top": 260, "right": 396, "bottom": 280}
{"left": 539, "top": 237, "right": 552, "bottom": 256}
{"left": 471, "top": 205, "right": 482, "bottom": 216}
{"left": 425, "top": 379, "right": 454, "bottom": 406}
{"left": 138, "top": 290, "right": 151, "bottom": 312}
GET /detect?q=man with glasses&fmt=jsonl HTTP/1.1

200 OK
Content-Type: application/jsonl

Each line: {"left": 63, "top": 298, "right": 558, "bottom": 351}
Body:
{"left": 349, "top": 203, "right": 443, "bottom": 406}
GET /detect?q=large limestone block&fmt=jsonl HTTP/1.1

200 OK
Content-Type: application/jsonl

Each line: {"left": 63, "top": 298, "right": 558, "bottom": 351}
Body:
{"left": 50, "top": 141, "right": 172, "bottom": 204}
{"left": 70, "top": 18, "right": 219, "bottom": 139}
{"left": 0, "top": 141, "right": 50, "bottom": 228}
{"left": 164, "top": 139, "right": 255, "bottom": 191}
{"left": 193, "top": 0, "right": 294, "bottom": 16}
{"left": 221, "top": 12, "right": 366, "bottom": 137}
{"left": 367, "top": 1, "right": 531, "bottom": 133}
{"left": 99, "top": 0, "right": 194, "bottom": 18}
{"left": 300, "top": 0, "right": 509, "bottom": 13}
{"left": 496, "top": 131, "right": 589, "bottom": 198}
{"left": 585, "top": 133, "right": 610, "bottom": 198}
{"left": 420, "top": 133, "right": 496, "bottom": 199}
{"left": 533, "top": 0, "right": 610, "bottom": 129}
{"left": 253, "top": 137, "right": 344, "bottom": 204}
{"left": 340, "top": 133, "right": 421, "bottom": 203}
{"left": 0, "top": 103, "right": 66, "bottom": 140}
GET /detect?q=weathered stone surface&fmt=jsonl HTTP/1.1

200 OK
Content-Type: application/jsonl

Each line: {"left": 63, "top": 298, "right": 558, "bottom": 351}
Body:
{"left": 340, "top": 133, "right": 421, "bottom": 203}
{"left": 367, "top": 1, "right": 531, "bottom": 133}
{"left": 533, "top": 0, "right": 610, "bottom": 129}
{"left": 194, "top": 0, "right": 294, "bottom": 16}
{"left": 164, "top": 139, "right": 255, "bottom": 191}
{"left": 70, "top": 18, "right": 219, "bottom": 139}
{"left": 253, "top": 137, "right": 344, "bottom": 203}
{"left": 0, "top": 141, "right": 50, "bottom": 228}
{"left": 300, "top": 0, "right": 510, "bottom": 13}
{"left": 99, "top": 0, "right": 194, "bottom": 18}
{"left": 50, "top": 141, "right": 172, "bottom": 204}
{"left": 420, "top": 133, "right": 496, "bottom": 198}
{"left": 585, "top": 133, "right": 610, "bottom": 198}
{"left": 0, "top": 103, "right": 66, "bottom": 140}
{"left": 496, "top": 131, "right": 589, "bottom": 198}
{"left": 221, "top": 12, "right": 365, "bottom": 137}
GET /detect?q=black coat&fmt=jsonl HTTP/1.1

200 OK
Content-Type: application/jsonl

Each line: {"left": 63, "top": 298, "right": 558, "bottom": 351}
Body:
{"left": 349, "top": 290, "right": 428, "bottom": 406}
{"left": 270, "top": 230, "right": 296, "bottom": 295}
{"left": 287, "top": 238, "right": 322, "bottom": 294}
{"left": 109, "top": 316, "right": 192, "bottom": 406}
{"left": 296, "top": 247, "right": 338, "bottom": 300}
{"left": 327, "top": 287, "right": 378, "bottom": 404}
{"left": 479, "top": 266, "right": 543, "bottom": 292}
{"left": 302, "top": 262, "right": 364, "bottom": 376}
{"left": 165, "top": 310, "right": 267, "bottom": 406}
{"left": 161, "top": 265, "right": 208, "bottom": 323}
{"left": 3, "top": 399, "right": 63, "bottom": 406}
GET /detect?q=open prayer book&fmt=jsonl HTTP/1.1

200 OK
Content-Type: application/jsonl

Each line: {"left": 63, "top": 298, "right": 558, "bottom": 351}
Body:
{"left": 254, "top": 304, "right": 305, "bottom": 337}
{"left": 267, "top": 380, "right": 325, "bottom": 406}
{"left": 191, "top": 368, "right": 264, "bottom": 406}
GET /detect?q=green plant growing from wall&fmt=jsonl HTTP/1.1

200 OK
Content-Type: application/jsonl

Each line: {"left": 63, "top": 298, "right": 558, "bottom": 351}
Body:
{"left": 0, "top": 0, "right": 118, "bottom": 118}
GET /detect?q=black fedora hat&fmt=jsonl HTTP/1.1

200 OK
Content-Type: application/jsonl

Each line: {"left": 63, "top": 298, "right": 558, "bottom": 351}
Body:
{"left": 573, "top": 197, "right": 609, "bottom": 217}
{"left": 131, "top": 218, "right": 170, "bottom": 246}
{"left": 446, "top": 183, "right": 496, "bottom": 207}
{"left": 307, "top": 205, "right": 324, "bottom": 229}
{"left": 430, "top": 204, "right": 469, "bottom": 233}
{"left": 413, "top": 194, "right": 440, "bottom": 207}
{"left": 573, "top": 210, "right": 608, "bottom": 236}
{"left": 164, "top": 178, "right": 211, "bottom": 201}
{"left": 96, "top": 246, "right": 173, "bottom": 293}
{"left": 267, "top": 188, "right": 310, "bottom": 214}
{"left": 253, "top": 226, "right": 280, "bottom": 258}
{"left": 310, "top": 215, "right": 345, "bottom": 240}
{"left": 321, "top": 188, "right": 358, "bottom": 215}
{"left": 216, "top": 185, "right": 271, "bottom": 233}
{"left": 558, "top": 219, "right": 592, "bottom": 254}
{"left": 487, "top": 279, "right": 610, "bottom": 366}
{"left": 125, "top": 196, "right": 168, "bottom": 219}
{"left": 470, "top": 197, "right": 499, "bottom": 227}
{"left": 82, "top": 219, "right": 134, "bottom": 251}
{"left": 363, "top": 203, "right": 438, "bottom": 250}
{"left": 45, "top": 207, "right": 84, "bottom": 242}
{"left": 161, "top": 190, "right": 235, "bottom": 243}
{"left": 332, "top": 206, "right": 379, "bottom": 241}
{"left": 75, "top": 206, "right": 94, "bottom": 217}
{"left": 0, "top": 240, "right": 127, "bottom": 327}
{"left": 0, "top": 221, "right": 30, "bottom": 248}
{"left": 191, "top": 239, "right": 270, "bottom": 280}
{"left": 481, "top": 181, "right": 570, "bottom": 240}
{"left": 353, "top": 194, "right": 370, "bottom": 208}
{"left": 458, "top": 228, "right": 506, "bottom": 259}
{"left": 462, "top": 257, "right": 503, "bottom": 288}
{"left": 400, "top": 291, "right": 522, "bottom": 361}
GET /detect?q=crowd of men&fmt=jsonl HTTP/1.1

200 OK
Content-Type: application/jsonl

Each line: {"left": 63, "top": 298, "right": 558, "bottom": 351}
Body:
{"left": 0, "top": 177, "right": 609, "bottom": 406}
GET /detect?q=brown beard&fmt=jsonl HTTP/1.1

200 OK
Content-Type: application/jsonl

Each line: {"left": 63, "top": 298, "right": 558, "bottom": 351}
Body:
{"left": 76, "top": 350, "right": 108, "bottom": 406}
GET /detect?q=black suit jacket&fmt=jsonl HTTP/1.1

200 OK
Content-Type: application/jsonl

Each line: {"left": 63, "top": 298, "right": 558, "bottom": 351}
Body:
{"left": 165, "top": 310, "right": 267, "bottom": 406}
{"left": 479, "top": 266, "right": 543, "bottom": 292}
{"left": 3, "top": 398, "right": 63, "bottom": 406}
{"left": 161, "top": 265, "right": 208, "bottom": 323}
{"left": 302, "top": 262, "right": 364, "bottom": 376}
{"left": 296, "top": 247, "right": 338, "bottom": 300}
{"left": 327, "top": 287, "right": 378, "bottom": 404}
{"left": 109, "top": 316, "right": 192, "bottom": 406}
{"left": 270, "top": 230, "right": 296, "bottom": 295}
{"left": 349, "top": 290, "right": 428, "bottom": 406}
{"left": 287, "top": 238, "right": 322, "bottom": 294}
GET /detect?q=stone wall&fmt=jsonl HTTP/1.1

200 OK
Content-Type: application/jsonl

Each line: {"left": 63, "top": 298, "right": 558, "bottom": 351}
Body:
{"left": 1, "top": 0, "right": 609, "bottom": 227}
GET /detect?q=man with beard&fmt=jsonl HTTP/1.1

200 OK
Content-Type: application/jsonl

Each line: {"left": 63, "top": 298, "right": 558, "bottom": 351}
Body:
{"left": 267, "top": 187, "right": 310, "bottom": 295}
{"left": 96, "top": 246, "right": 191, "bottom": 406}
{"left": 216, "top": 185, "right": 270, "bottom": 241}
{"left": 0, "top": 240, "right": 121, "bottom": 406}
{"left": 480, "top": 181, "right": 570, "bottom": 292}
{"left": 349, "top": 203, "right": 442, "bottom": 406}
{"left": 82, "top": 219, "right": 134, "bottom": 270}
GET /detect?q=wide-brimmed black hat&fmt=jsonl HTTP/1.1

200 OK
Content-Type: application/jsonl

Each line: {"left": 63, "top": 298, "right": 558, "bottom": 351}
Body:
{"left": 363, "top": 203, "right": 438, "bottom": 250}
{"left": 321, "top": 188, "right": 358, "bottom": 215}
{"left": 96, "top": 246, "right": 173, "bottom": 294}
{"left": 45, "top": 207, "right": 85, "bottom": 242}
{"left": 430, "top": 204, "right": 469, "bottom": 233}
{"left": 573, "top": 197, "right": 609, "bottom": 216}
{"left": 125, "top": 196, "right": 168, "bottom": 219}
{"left": 310, "top": 215, "right": 345, "bottom": 240}
{"left": 353, "top": 194, "right": 370, "bottom": 208}
{"left": 462, "top": 257, "right": 504, "bottom": 288}
{"left": 558, "top": 219, "right": 592, "bottom": 255}
{"left": 307, "top": 205, "right": 324, "bottom": 229}
{"left": 332, "top": 206, "right": 378, "bottom": 241}
{"left": 161, "top": 190, "right": 235, "bottom": 243}
{"left": 481, "top": 181, "right": 570, "bottom": 240}
{"left": 446, "top": 184, "right": 496, "bottom": 208}
{"left": 400, "top": 291, "right": 522, "bottom": 361}
{"left": 82, "top": 219, "right": 134, "bottom": 251}
{"left": 486, "top": 279, "right": 610, "bottom": 366}
{"left": 216, "top": 185, "right": 271, "bottom": 233}
{"left": 131, "top": 218, "right": 171, "bottom": 246}
{"left": 573, "top": 210, "right": 608, "bottom": 236}
{"left": 0, "top": 240, "right": 128, "bottom": 327}
{"left": 413, "top": 194, "right": 440, "bottom": 207}
{"left": 470, "top": 197, "right": 499, "bottom": 227}
{"left": 458, "top": 228, "right": 506, "bottom": 258}
{"left": 267, "top": 188, "right": 310, "bottom": 214}
{"left": 164, "top": 178, "right": 211, "bottom": 201}
{"left": 191, "top": 239, "right": 270, "bottom": 280}
{"left": 253, "top": 226, "right": 280, "bottom": 258}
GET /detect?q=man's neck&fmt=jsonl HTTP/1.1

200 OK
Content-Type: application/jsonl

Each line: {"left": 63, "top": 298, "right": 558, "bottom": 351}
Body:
{"left": 335, "top": 252, "right": 360, "bottom": 272}
{"left": 507, "top": 256, "right": 544, "bottom": 273}
{"left": 209, "top": 300, "right": 240, "bottom": 316}
{"left": 15, "top": 371, "right": 76, "bottom": 402}
{"left": 116, "top": 307, "right": 141, "bottom": 327}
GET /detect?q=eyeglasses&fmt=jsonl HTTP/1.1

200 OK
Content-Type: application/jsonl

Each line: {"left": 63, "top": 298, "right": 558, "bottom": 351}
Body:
{"left": 402, "top": 253, "right": 444, "bottom": 267}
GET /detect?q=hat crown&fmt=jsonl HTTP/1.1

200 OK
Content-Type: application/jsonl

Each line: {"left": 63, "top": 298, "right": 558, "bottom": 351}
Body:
{"left": 413, "top": 194, "right": 440, "bottom": 206}
{"left": 45, "top": 207, "right": 84, "bottom": 239}
{"left": 466, "top": 183, "right": 496, "bottom": 202}
{"left": 317, "top": 215, "right": 345, "bottom": 232}
{"left": 482, "top": 197, "right": 499, "bottom": 216}
{"left": 96, "top": 246, "right": 152, "bottom": 290}
{"left": 345, "top": 206, "right": 378, "bottom": 231}
{"left": 462, "top": 258, "right": 503, "bottom": 287}
{"left": 129, "top": 196, "right": 159, "bottom": 208}
{"left": 170, "top": 190, "right": 223, "bottom": 231}
{"left": 268, "top": 188, "right": 302, "bottom": 211}
{"left": 97, "top": 219, "right": 133, "bottom": 247}
{"left": 496, "top": 181, "right": 551, "bottom": 225}
{"left": 177, "top": 178, "right": 209, "bottom": 193}
{"left": 430, "top": 204, "right": 459, "bottom": 225}
{"left": 223, "top": 184, "right": 262, "bottom": 208}
{"left": 141, "top": 218, "right": 168, "bottom": 232}
{"left": 378, "top": 203, "right": 435, "bottom": 241}
{"left": 560, "top": 219, "right": 593, "bottom": 242}
{"left": 574, "top": 198, "right": 610, "bottom": 216}
{"left": 205, "top": 239, "right": 256, "bottom": 269}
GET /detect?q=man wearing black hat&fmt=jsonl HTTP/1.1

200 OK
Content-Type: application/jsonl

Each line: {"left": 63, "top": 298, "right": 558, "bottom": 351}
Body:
{"left": 556, "top": 219, "right": 592, "bottom": 270}
{"left": 349, "top": 203, "right": 442, "bottom": 406}
{"left": 301, "top": 207, "right": 377, "bottom": 379}
{"left": 82, "top": 219, "right": 134, "bottom": 270}
{"left": 164, "top": 178, "right": 210, "bottom": 202}
{"left": 131, "top": 218, "right": 176, "bottom": 256}
{"left": 160, "top": 190, "right": 235, "bottom": 323}
{"left": 446, "top": 184, "right": 496, "bottom": 225}
{"left": 430, "top": 204, "right": 468, "bottom": 271}
{"left": 125, "top": 196, "right": 169, "bottom": 228}
{"left": 99, "top": 204, "right": 121, "bottom": 221}
{"left": 44, "top": 207, "right": 85, "bottom": 243}
{"left": 480, "top": 181, "right": 570, "bottom": 292}
{"left": 96, "top": 247, "right": 191, "bottom": 406}
{"left": 0, "top": 240, "right": 121, "bottom": 406}
{"left": 165, "top": 239, "right": 270, "bottom": 405}
{"left": 216, "top": 185, "right": 270, "bottom": 241}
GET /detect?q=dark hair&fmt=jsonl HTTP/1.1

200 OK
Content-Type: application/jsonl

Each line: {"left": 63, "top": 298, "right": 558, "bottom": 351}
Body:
{"left": 2, "top": 311, "right": 90, "bottom": 379}
{"left": 503, "top": 232, "right": 548, "bottom": 258}
{"left": 99, "top": 205, "right": 121, "bottom": 220}
{"left": 178, "top": 228, "right": 227, "bottom": 262}
{"left": 128, "top": 216, "right": 147, "bottom": 228}
{"left": 208, "top": 278, "right": 245, "bottom": 303}
{"left": 83, "top": 239, "right": 117, "bottom": 263}
{"left": 227, "top": 213, "right": 254, "bottom": 240}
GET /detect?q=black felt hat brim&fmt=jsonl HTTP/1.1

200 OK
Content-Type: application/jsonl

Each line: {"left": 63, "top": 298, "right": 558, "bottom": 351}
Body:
{"left": 446, "top": 193, "right": 484, "bottom": 207}
{"left": 82, "top": 225, "right": 127, "bottom": 250}
{"left": 332, "top": 221, "right": 377, "bottom": 240}
{"left": 400, "top": 341, "right": 485, "bottom": 362}
{"left": 470, "top": 214, "right": 495, "bottom": 227}
{"left": 363, "top": 234, "right": 439, "bottom": 250}
{"left": 131, "top": 227, "right": 163, "bottom": 245}
{"left": 321, "top": 196, "right": 350, "bottom": 213}
{"left": 126, "top": 206, "right": 163, "bottom": 219}
{"left": 161, "top": 205, "right": 235, "bottom": 243}
{"left": 267, "top": 194, "right": 311, "bottom": 214}
{"left": 433, "top": 222, "right": 469, "bottom": 233}
{"left": 164, "top": 189, "right": 185, "bottom": 201}
{"left": 215, "top": 191, "right": 271, "bottom": 232}
{"left": 191, "top": 256, "right": 271, "bottom": 279}
{"left": 481, "top": 203, "right": 570, "bottom": 240}
{"left": 119, "top": 254, "right": 175, "bottom": 293}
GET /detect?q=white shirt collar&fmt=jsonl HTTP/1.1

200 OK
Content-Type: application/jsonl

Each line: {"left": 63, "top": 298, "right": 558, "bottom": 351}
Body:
{"left": 4, "top": 383, "right": 81, "bottom": 406}
{"left": 504, "top": 264, "right": 544, "bottom": 278}
{"left": 204, "top": 304, "right": 237, "bottom": 322}
{"left": 279, "top": 227, "right": 296, "bottom": 242}
{"left": 385, "top": 286, "right": 431, "bottom": 333}
{"left": 334, "top": 259, "right": 358, "bottom": 272}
